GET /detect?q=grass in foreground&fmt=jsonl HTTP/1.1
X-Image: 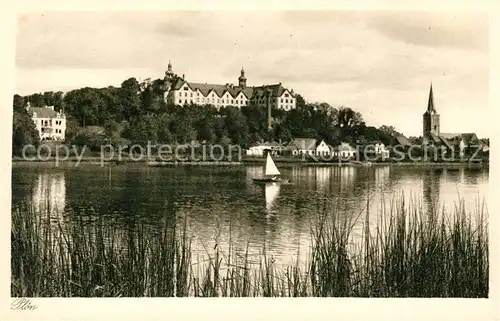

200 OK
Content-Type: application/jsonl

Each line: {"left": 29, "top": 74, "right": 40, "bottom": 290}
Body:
{"left": 11, "top": 194, "right": 488, "bottom": 297}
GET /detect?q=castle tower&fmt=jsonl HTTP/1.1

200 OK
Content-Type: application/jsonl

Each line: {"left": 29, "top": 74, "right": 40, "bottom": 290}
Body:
{"left": 423, "top": 83, "right": 440, "bottom": 141}
{"left": 238, "top": 67, "right": 247, "bottom": 89}
{"left": 163, "top": 61, "right": 175, "bottom": 103}
{"left": 165, "top": 60, "right": 174, "bottom": 80}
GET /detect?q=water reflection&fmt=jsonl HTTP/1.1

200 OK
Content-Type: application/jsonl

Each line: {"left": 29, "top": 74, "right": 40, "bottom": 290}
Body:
{"left": 32, "top": 172, "right": 66, "bottom": 219}
{"left": 374, "top": 166, "right": 390, "bottom": 189}
{"left": 12, "top": 164, "right": 489, "bottom": 268}
{"left": 315, "top": 167, "right": 331, "bottom": 192}
{"left": 264, "top": 182, "right": 280, "bottom": 213}
{"left": 340, "top": 166, "right": 356, "bottom": 191}
{"left": 459, "top": 167, "right": 465, "bottom": 184}
{"left": 422, "top": 168, "right": 442, "bottom": 221}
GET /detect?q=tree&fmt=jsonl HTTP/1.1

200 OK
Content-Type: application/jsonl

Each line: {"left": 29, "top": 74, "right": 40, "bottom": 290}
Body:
{"left": 119, "top": 78, "right": 142, "bottom": 119}
{"left": 222, "top": 106, "right": 249, "bottom": 147}
{"left": 13, "top": 95, "right": 25, "bottom": 112}
{"left": 295, "top": 94, "right": 306, "bottom": 108}
{"left": 27, "top": 93, "right": 44, "bottom": 107}
{"left": 12, "top": 110, "right": 39, "bottom": 156}
{"left": 379, "top": 125, "right": 399, "bottom": 137}
{"left": 124, "top": 114, "right": 159, "bottom": 146}
{"left": 64, "top": 116, "right": 81, "bottom": 143}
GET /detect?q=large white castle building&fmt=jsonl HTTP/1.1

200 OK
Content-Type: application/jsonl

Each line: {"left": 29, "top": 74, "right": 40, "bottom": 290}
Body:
{"left": 162, "top": 62, "right": 297, "bottom": 110}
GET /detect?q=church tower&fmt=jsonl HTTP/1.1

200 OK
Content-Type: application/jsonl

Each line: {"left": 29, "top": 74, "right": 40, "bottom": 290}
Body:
{"left": 423, "top": 83, "right": 440, "bottom": 140}
{"left": 238, "top": 67, "right": 247, "bottom": 89}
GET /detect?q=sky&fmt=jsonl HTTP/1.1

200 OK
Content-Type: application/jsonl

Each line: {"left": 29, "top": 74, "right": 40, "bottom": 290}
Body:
{"left": 15, "top": 11, "right": 490, "bottom": 137}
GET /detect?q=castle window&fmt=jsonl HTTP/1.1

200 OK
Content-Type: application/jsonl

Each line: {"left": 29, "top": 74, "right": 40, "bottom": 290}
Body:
{"left": 285, "top": 93, "right": 289, "bottom": 97}
{"left": 179, "top": 99, "right": 182, "bottom": 104}
{"left": 190, "top": 93, "right": 193, "bottom": 97}
{"left": 281, "top": 98, "right": 283, "bottom": 103}
{"left": 183, "top": 87, "right": 188, "bottom": 90}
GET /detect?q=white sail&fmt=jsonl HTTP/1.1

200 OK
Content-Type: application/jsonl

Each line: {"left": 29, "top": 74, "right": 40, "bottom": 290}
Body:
{"left": 264, "top": 153, "right": 281, "bottom": 176}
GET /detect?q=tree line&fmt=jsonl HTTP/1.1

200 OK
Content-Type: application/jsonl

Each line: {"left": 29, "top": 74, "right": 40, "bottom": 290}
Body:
{"left": 12, "top": 76, "right": 402, "bottom": 154}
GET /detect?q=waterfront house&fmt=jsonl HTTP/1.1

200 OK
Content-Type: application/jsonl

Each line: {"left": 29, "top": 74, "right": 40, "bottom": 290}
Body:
{"left": 287, "top": 138, "right": 316, "bottom": 156}
{"left": 315, "top": 140, "right": 332, "bottom": 157}
{"left": 438, "top": 133, "right": 479, "bottom": 158}
{"left": 357, "top": 141, "right": 390, "bottom": 161}
{"left": 333, "top": 142, "right": 357, "bottom": 159}
{"left": 373, "top": 142, "right": 390, "bottom": 160}
{"left": 393, "top": 134, "right": 413, "bottom": 149}
{"left": 286, "top": 138, "right": 331, "bottom": 156}
{"left": 246, "top": 141, "right": 285, "bottom": 157}
{"left": 26, "top": 102, "right": 67, "bottom": 141}
{"left": 374, "top": 143, "right": 390, "bottom": 159}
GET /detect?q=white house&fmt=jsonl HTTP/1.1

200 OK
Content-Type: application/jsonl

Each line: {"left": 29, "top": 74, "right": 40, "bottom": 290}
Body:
{"left": 26, "top": 102, "right": 67, "bottom": 141}
{"left": 287, "top": 138, "right": 331, "bottom": 156}
{"left": 287, "top": 138, "right": 315, "bottom": 156}
{"left": 246, "top": 141, "right": 284, "bottom": 157}
{"left": 315, "top": 140, "right": 332, "bottom": 156}
{"left": 374, "top": 143, "right": 390, "bottom": 159}
{"left": 334, "top": 142, "right": 357, "bottom": 159}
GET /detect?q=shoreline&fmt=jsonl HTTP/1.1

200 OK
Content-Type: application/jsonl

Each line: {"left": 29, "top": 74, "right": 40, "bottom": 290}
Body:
{"left": 11, "top": 156, "right": 488, "bottom": 168}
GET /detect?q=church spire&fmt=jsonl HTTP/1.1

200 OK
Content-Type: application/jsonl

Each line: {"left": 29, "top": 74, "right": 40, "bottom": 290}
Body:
{"left": 427, "top": 83, "right": 436, "bottom": 113}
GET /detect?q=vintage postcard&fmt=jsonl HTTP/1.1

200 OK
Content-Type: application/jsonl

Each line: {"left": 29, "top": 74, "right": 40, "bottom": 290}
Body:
{"left": 1, "top": 1, "right": 498, "bottom": 321}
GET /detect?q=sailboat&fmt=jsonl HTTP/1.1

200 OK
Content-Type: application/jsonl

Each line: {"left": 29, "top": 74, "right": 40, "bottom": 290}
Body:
{"left": 252, "top": 153, "right": 290, "bottom": 183}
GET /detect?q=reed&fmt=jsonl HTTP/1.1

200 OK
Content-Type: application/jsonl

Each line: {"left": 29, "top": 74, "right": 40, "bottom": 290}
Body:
{"left": 11, "top": 193, "right": 488, "bottom": 297}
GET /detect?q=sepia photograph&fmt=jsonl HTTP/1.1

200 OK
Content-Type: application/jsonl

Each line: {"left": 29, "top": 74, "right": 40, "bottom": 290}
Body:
{"left": 3, "top": 5, "right": 498, "bottom": 319}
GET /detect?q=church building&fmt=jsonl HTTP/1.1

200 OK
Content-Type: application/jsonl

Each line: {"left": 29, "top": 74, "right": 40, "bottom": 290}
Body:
{"left": 422, "top": 84, "right": 480, "bottom": 157}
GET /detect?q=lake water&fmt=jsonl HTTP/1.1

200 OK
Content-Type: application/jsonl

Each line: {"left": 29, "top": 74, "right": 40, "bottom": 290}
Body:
{"left": 11, "top": 163, "right": 489, "bottom": 268}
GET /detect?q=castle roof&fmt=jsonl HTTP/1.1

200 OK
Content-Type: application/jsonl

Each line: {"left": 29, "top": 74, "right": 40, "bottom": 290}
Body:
{"left": 172, "top": 78, "right": 292, "bottom": 99}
